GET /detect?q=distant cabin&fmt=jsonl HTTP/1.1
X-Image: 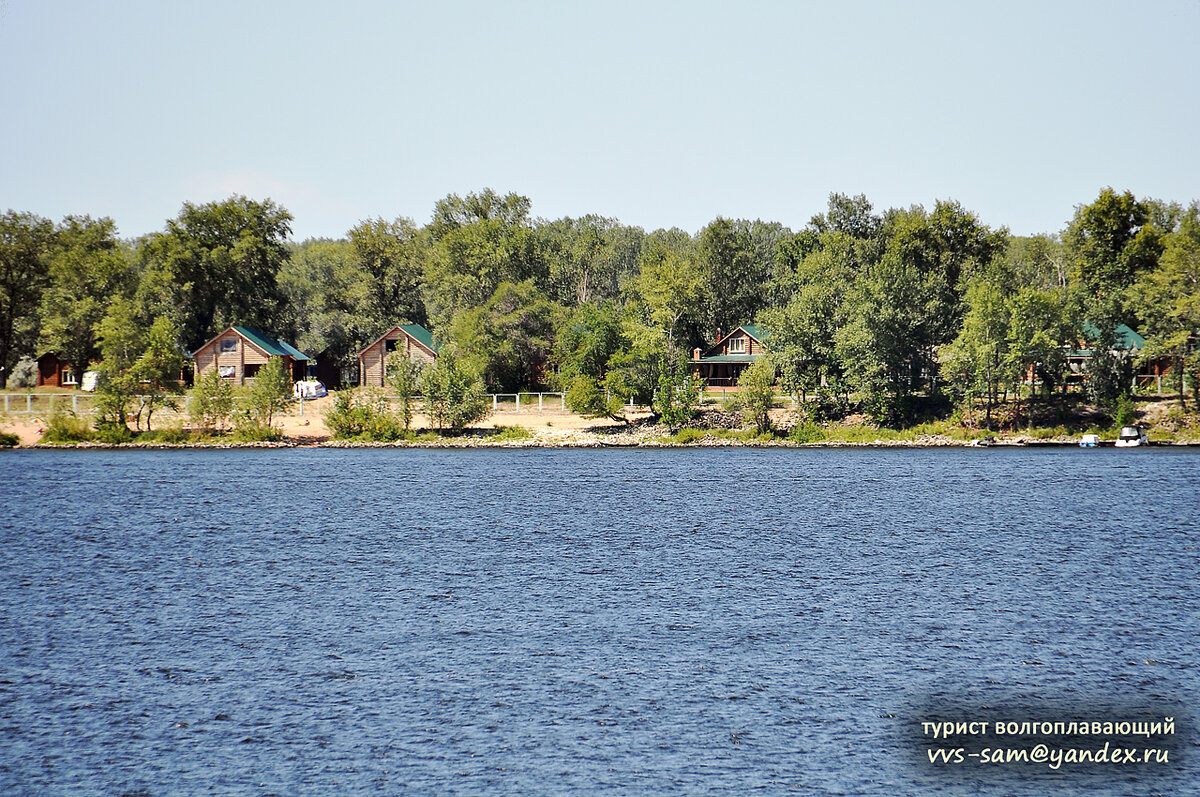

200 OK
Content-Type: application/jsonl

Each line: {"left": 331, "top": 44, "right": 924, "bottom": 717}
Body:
{"left": 193, "top": 326, "right": 310, "bottom": 385}
{"left": 358, "top": 324, "right": 438, "bottom": 387}
{"left": 690, "top": 325, "right": 768, "bottom": 387}
{"left": 36, "top": 352, "right": 80, "bottom": 388}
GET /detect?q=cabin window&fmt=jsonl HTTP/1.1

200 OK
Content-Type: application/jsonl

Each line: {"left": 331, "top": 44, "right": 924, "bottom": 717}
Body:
{"left": 62, "top": 368, "right": 78, "bottom": 385}
{"left": 219, "top": 365, "right": 236, "bottom": 378}
{"left": 385, "top": 338, "right": 398, "bottom": 353}
{"left": 244, "top": 363, "right": 262, "bottom": 378}
{"left": 729, "top": 336, "right": 747, "bottom": 354}
{"left": 220, "top": 338, "right": 238, "bottom": 353}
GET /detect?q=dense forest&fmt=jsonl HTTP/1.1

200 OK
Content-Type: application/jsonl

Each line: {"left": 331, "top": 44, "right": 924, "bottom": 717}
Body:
{"left": 2, "top": 187, "right": 1197, "bottom": 427}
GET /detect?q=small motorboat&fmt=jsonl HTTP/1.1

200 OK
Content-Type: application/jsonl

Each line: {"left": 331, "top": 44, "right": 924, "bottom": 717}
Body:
{"left": 1079, "top": 434, "right": 1100, "bottom": 447}
{"left": 293, "top": 379, "right": 328, "bottom": 400}
{"left": 1115, "top": 425, "right": 1148, "bottom": 447}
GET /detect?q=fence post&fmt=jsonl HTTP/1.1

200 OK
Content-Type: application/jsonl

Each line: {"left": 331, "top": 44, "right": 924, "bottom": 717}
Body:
{"left": 538, "top": 393, "right": 544, "bottom": 412}
{"left": 3, "top": 394, "right": 7, "bottom": 412}
{"left": 516, "top": 393, "right": 521, "bottom": 411}
{"left": 27, "top": 394, "right": 32, "bottom": 413}
{"left": 73, "top": 394, "right": 79, "bottom": 413}
{"left": 492, "top": 394, "right": 498, "bottom": 411}
{"left": 50, "top": 394, "right": 55, "bottom": 413}
{"left": 562, "top": 393, "right": 567, "bottom": 411}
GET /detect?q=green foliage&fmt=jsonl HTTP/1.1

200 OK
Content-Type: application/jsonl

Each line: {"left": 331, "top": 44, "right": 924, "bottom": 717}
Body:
{"left": 565, "top": 375, "right": 627, "bottom": 423}
{"left": 93, "top": 419, "right": 135, "bottom": 444}
{"left": 0, "top": 431, "right": 19, "bottom": 447}
{"left": 227, "top": 418, "right": 285, "bottom": 443}
{"left": 245, "top": 356, "right": 293, "bottom": 426}
{"left": 384, "top": 351, "right": 423, "bottom": 430}
{"left": 788, "top": 422, "right": 827, "bottom": 444}
{"left": 324, "top": 388, "right": 407, "bottom": 441}
{"left": 733, "top": 357, "right": 777, "bottom": 434}
{"left": 131, "top": 315, "right": 185, "bottom": 429}
{"left": 6, "top": 357, "right": 37, "bottom": 389}
{"left": 491, "top": 425, "right": 532, "bottom": 442}
{"left": 37, "top": 215, "right": 133, "bottom": 376}
{"left": 551, "top": 301, "right": 626, "bottom": 386}
{"left": 188, "top": 366, "right": 234, "bottom": 430}
{"left": 1113, "top": 394, "right": 1137, "bottom": 427}
{"left": 448, "top": 280, "right": 555, "bottom": 391}
{"left": 0, "top": 210, "right": 55, "bottom": 377}
{"left": 652, "top": 365, "right": 702, "bottom": 426}
{"left": 669, "top": 427, "right": 708, "bottom": 444}
{"left": 421, "top": 351, "right": 491, "bottom": 430}
{"left": 40, "top": 413, "right": 93, "bottom": 443}
{"left": 135, "top": 196, "right": 293, "bottom": 352}
{"left": 136, "top": 426, "right": 197, "bottom": 444}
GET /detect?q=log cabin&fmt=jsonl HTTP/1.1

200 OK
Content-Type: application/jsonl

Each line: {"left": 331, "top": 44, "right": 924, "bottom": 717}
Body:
{"left": 357, "top": 324, "right": 438, "bottom": 387}
{"left": 192, "top": 326, "right": 310, "bottom": 385}
{"left": 690, "top": 325, "right": 768, "bottom": 387}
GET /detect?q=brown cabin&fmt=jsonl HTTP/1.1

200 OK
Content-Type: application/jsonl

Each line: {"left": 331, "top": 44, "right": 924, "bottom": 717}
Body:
{"left": 193, "top": 326, "right": 310, "bottom": 385}
{"left": 357, "top": 324, "right": 438, "bottom": 387}
{"left": 37, "top": 352, "right": 81, "bottom": 388}
{"left": 689, "top": 325, "right": 768, "bottom": 387}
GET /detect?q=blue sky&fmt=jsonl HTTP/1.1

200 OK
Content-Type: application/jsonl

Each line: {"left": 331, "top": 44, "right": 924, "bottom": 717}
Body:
{"left": 2, "top": 0, "right": 1198, "bottom": 240}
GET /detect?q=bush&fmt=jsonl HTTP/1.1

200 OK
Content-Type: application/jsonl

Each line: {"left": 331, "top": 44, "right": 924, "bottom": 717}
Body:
{"left": 0, "top": 432, "right": 19, "bottom": 447}
{"left": 670, "top": 427, "right": 708, "bottom": 444}
{"left": 1113, "top": 394, "right": 1137, "bottom": 427}
{"left": 5, "top": 357, "right": 37, "bottom": 389}
{"left": 137, "top": 426, "right": 196, "bottom": 444}
{"left": 788, "top": 422, "right": 827, "bottom": 444}
{"left": 324, "top": 388, "right": 407, "bottom": 441}
{"left": 653, "top": 366, "right": 702, "bottom": 426}
{"left": 227, "top": 418, "right": 284, "bottom": 443}
{"left": 491, "top": 425, "right": 532, "bottom": 442}
{"left": 734, "top": 358, "right": 776, "bottom": 434}
{"left": 41, "top": 413, "right": 94, "bottom": 443}
{"left": 422, "top": 353, "right": 491, "bottom": 430}
{"left": 93, "top": 419, "right": 134, "bottom": 444}
{"left": 188, "top": 367, "right": 234, "bottom": 430}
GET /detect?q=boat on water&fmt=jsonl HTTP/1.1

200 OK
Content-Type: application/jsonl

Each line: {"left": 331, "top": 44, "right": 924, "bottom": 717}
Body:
{"left": 1115, "top": 425, "right": 1149, "bottom": 447}
{"left": 1080, "top": 434, "right": 1100, "bottom": 447}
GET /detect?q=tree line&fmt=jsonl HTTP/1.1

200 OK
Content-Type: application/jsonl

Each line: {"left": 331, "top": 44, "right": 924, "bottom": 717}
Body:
{"left": 1, "top": 186, "right": 1197, "bottom": 428}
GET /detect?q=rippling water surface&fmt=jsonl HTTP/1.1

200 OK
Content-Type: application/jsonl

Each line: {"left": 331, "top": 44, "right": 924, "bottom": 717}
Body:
{"left": 0, "top": 447, "right": 1196, "bottom": 795}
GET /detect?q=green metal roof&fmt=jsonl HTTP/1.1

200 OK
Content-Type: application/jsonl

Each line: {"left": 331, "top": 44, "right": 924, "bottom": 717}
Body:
{"left": 740, "top": 324, "right": 768, "bottom": 342}
{"left": 399, "top": 323, "right": 438, "bottom": 352}
{"left": 234, "top": 326, "right": 311, "bottom": 361}
{"left": 1080, "top": 322, "right": 1145, "bottom": 350}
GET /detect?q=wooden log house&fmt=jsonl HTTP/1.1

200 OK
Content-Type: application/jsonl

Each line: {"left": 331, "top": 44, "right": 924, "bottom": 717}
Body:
{"left": 357, "top": 324, "right": 438, "bottom": 387}
{"left": 192, "top": 326, "right": 310, "bottom": 385}
{"left": 689, "top": 325, "right": 768, "bottom": 387}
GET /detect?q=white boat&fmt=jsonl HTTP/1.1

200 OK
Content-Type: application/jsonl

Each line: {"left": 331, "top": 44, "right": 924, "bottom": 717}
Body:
{"left": 1114, "top": 425, "right": 1148, "bottom": 447}
{"left": 293, "top": 379, "right": 328, "bottom": 400}
{"left": 1079, "top": 434, "right": 1100, "bottom": 447}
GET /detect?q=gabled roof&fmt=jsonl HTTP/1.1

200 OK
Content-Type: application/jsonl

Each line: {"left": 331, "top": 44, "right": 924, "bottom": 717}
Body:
{"left": 398, "top": 323, "right": 438, "bottom": 353}
{"left": 1080, "top": 322, "right": 1145, "bottom": 350}
{"left": 358, "top": 323, "right": 439, "bottom": 359}
{"left": 233, "top": 327, "right": 311, "bottom": 361}
{"left": 193, "top": 326, "right": 310, "bottom": 360}
{"left": 695, "top": 324, "right": 769, "bottom": 361}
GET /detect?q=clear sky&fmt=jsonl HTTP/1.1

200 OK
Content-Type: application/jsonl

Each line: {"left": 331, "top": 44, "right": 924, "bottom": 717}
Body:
{"left": 2, "top": 0, "right": 1198, "bottom": 241}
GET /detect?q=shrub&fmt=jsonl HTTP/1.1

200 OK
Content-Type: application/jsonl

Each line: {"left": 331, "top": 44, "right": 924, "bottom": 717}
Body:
{"left": 41, "top": 413, "right": 94, "bottom": 443}
{"left": 93, "top": 419, "right": 134, "bottom": 444}
{"left": 245, "top": 356, "right": 293, "bottom": 426}
{"left": 5, "top": 357, "right": 37, "bottom": 389}
{"left": 0, "top": 432, "right": 20, "bottom": 447}
{"left": 1113, "top": 394, "right": 1137, "bottom": 427}
{"left": 137, "top": 426, "right": 195, "bottom": 444}
{"left": 189, "top": 367, "right": 235, "bottom": 430}
{"left": 734, "top": 358, "right": 777, "bottom": 434}
{"left": 325, "top": 388, "right": 407, "bottom": 441}
{"left": 653, "top": 366, "right": 702, "bottom": 426}
{"left": 227, "top": 418, "right": 284, "bottom": 443}
{"left": 421, "top": 353, "right": 491, "bottom": 430}
{"left": 670, "top": 427, "right": 707, "bottom": 444}
{"left": 788, "top": 422, "right": 826, "bottom": 444}
{"left": 491, "top": 425, "right": 532, "bottom": 442}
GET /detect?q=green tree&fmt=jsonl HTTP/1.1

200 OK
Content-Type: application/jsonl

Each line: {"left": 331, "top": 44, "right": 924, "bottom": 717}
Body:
{"left": 565, "top": 374, "right": 627, "bottom": 423}
{"left": 1133, "top": 204, "right": 1200, "bottom": 408}
{"left": 0, "top": 211, "right": 55, "bottom": 378}
{"left": 384, "top": 350, "right": 423, "bottom": 431}
{"left": 92, "top": 299, "right": 145, "bottom": 433}
{"left": 347, "top": 217, "right": 428, "bottom": 328}
{"left": 551, "top": 301, "right": 626, "bottom": 387}
{"left": 246, "top": 356, "right": 293, "bottom": 427}
{"left": 136, "top": 196, "right": 293, "bottom": 352}
{"left": 423, "top": 189, "right": 545, "bottom": 328}
{"left": 734, "top": 356, "right": 777, "bottom": 434}
{"left": 541, "top": 215, "right": 643, "bottom": 306}
{"left": 188, "top": 366, "right": 234, "bottom": 431}
{"left": 130, "top": 315, "right": 185, "bottom": 430}
{"left": 38, "top": 216, "right": 134, "bottom": 377}
{"left": 448, "top": 280, "right": 557, "bottom": 391}
{"left": 631, "top": 248, "right": 704, "bottom": 366}
{"left": 940, "top": 280, "right": 1014, "bottom": 430}
{"left": 420, "top": 350, "right": 491, "bottom": 430}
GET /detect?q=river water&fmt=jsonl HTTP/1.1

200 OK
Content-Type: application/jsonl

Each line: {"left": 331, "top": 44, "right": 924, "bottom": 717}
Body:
{"left": 0, "top": 447, "right": 1195, "bottom": 795}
